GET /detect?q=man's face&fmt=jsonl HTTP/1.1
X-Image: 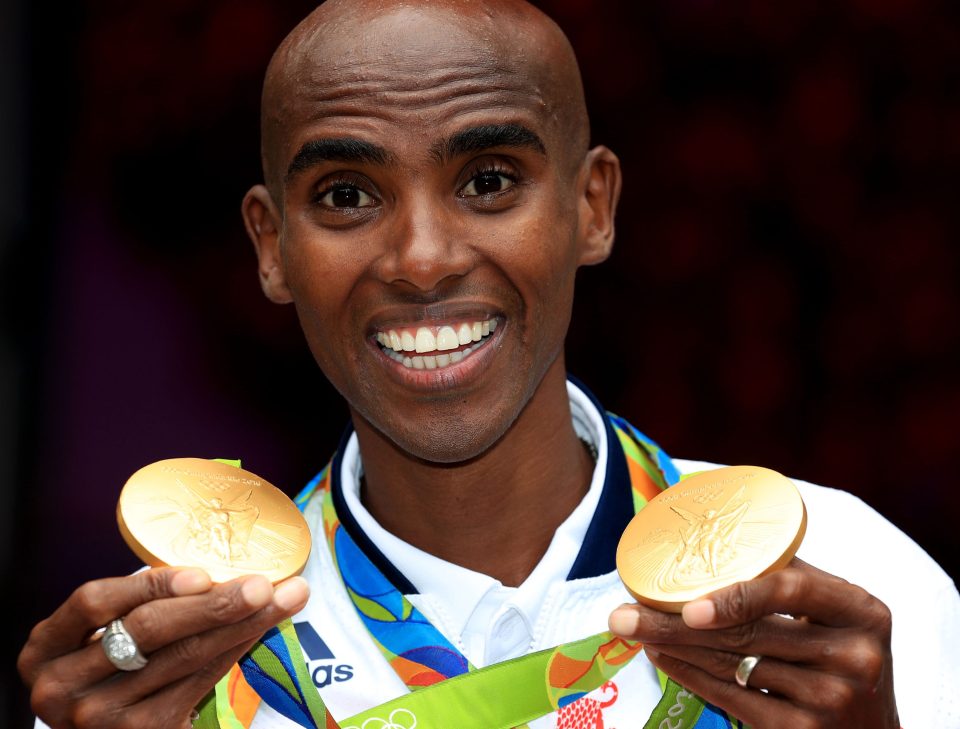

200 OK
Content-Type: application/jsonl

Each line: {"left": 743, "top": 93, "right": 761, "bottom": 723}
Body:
{"left": 248, "top": 7, "right": 617, "bottom": 462}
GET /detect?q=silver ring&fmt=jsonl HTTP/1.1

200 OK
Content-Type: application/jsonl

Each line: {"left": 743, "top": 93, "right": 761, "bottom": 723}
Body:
{"left": 734, "top": 654, "right": 761, "bottom": 688}
{"left": 101, "top": 618, "right": 148, "bottom": 671}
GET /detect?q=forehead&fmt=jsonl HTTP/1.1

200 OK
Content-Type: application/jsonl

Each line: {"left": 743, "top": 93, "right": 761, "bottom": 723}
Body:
{"left": 269, "top": 8, "right": 557, "bottom": 166}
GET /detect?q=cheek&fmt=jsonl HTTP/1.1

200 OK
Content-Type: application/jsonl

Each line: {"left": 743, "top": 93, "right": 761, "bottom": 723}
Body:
{"left": 507, "top": 218, "right": 581, "bottom": 318}
{"left": 281, "top": 231, "right": 369, "bottom": 381}
{"left": 281, "top": 221, "right": 370, "bottom": 320}
{"left": 475, "top": 222, "right": 578, "bottom": 388}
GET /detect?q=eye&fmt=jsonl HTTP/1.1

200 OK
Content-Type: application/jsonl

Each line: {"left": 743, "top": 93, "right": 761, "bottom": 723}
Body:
{"left": 460, "top": 171, "right": 515, "bottom": 197}
{"left": 317, "top": 184, "right": 376, "bottom": 208}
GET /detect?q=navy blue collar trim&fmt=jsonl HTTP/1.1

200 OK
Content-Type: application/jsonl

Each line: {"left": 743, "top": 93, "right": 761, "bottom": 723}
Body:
{"left": 564, "top": 375, "right": 635, "bottom": 581}
{"left": 329, "top": 424, "right": 419, "bottom": 594}
{"left": 330, "top": 375, "right": 634, "bottom": 593}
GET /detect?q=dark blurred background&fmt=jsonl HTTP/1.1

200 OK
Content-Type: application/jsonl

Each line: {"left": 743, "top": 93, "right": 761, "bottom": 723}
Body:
{"left": 3, "top": 0, "right": 958, "bottom": 725}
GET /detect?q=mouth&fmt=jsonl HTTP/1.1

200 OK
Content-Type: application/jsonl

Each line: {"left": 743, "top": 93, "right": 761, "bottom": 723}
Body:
{"left": 373, "top": 316, "right": 499, "bottom": 370}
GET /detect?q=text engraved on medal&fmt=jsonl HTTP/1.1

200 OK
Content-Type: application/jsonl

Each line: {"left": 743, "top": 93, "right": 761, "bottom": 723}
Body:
{"left": 160, "top": 465, "right": 262, "bottom": 490}
{"left": 658, "top": 471, "right": 756, "bottom": 505}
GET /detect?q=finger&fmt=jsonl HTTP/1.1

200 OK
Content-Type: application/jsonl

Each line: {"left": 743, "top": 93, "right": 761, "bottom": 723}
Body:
{"left": 68, "top": 635, "right": 264, "bottom": 729}
{"left": 104, "top": 577, "right": 310, "bottom": 702}
{"left": 788, "top": 556, "right": 847, "bottom": 581}
{"left": 39, "top": 574, "right": 298, "bottom": 693}
{"left": 611, "top": 603, "right": 839, "bottom": 663}
{"left": 153, "top": 636, "right": 265, "bottom": 728}
{"left": 121, "top": 574, "right": 308, "bottom": 656}
{"left": 646, "top": 643, "right": 845, "bottom": 705}
{"left": 32, "top": 577, "right": 309, "bottom": 728}
{"left": 681, "top": 566, "right": 892, "bottom": 630}
{"left": 123, "top": 574, "right": 276, "bottom": 654}
{"left": 645, "top": 648, "right": 813, "bottom": 729}
{"left": 19, "top": 568, "right": 211, "bottom": 684}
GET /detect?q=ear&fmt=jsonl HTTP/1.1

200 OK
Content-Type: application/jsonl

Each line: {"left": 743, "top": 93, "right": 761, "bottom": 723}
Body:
{"left": 575, "top": 145, "right": 622, "bottom": 266}
{"left": 241, "top": 185, "right": 292, "bottom": 304}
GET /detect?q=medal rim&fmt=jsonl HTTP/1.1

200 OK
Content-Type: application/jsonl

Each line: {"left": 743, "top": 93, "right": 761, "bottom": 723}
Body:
{"left": 117, "top": 457, "right": 311, "bottom": 584}
{"left": 616, "top": 465, "right": 807, "bottom": 613}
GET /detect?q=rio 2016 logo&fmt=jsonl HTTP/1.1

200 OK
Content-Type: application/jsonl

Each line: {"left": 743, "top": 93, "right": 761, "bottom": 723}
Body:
{"left": 342, "top": 708, "right": 417, "bottom": 729}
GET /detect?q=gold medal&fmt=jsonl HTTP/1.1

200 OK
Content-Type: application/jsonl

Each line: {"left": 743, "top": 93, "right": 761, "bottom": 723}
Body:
{"left": 117, "top": 458, "right": 311, "bottom": 583}
{"left": 616, "top": 466, "right": 806, "bottom": 612}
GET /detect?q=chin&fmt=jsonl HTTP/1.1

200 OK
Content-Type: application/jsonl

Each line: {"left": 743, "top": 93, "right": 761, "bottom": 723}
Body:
{"left": 364, "top": 404, "right": 520, "bottom": 466}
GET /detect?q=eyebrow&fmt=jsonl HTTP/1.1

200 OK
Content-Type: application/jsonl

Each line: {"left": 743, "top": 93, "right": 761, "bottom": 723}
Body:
{"left": 433, "top": 123, "right": 547, "bottom": 163}
{"left": 283, "top": 123, "right": 546, "bottom": 183}
{"left": 285, "top": 138, "right": 391, "bottom": 183}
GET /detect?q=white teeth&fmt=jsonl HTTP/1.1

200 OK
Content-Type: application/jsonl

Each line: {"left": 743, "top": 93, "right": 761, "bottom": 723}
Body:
{"left": 415, "top": 327, "right": 436, "bottom": 353}
{"left": 378, "top": 317, "right": 500, "bottom": 369}
{"left": 436, "top": 326, "right": 459, "bottom": 351}
{"left": 386, "top": 339, "right": 490, "bottom": 370}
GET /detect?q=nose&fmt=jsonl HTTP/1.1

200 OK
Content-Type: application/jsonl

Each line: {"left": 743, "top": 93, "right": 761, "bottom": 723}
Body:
{"left": 374, "top": 195, "right": 473, "bottom": 293}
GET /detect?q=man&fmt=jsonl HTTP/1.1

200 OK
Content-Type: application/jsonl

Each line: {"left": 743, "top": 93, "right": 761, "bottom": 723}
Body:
{"left": 19, "top": 1, "right": 959, "bottom": 727}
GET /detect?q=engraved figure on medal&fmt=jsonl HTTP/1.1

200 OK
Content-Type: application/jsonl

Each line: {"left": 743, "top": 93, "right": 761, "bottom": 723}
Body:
{"left": 117, "top": 458, "right": 312, "bottom": 583}
{"left": 623, "top": 484, "right": 788, "bottom": 596}
{"left": 618, "top": 466, "right": 807, "bottom": 611}
{"left": 127, "top": 476, "right": 303, "bottom": 574}
{"left": 182, "top": 487, "right": 259, "bottom": 564}
{"left": 670, "top": 485, "right": 751, "bottom": 578}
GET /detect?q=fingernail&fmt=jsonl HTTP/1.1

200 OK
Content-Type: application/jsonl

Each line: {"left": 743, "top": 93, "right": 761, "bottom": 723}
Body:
{"left": 645, "top": 646, "right": 660, "bottom": 659}
{"left": 273, "top": 576, "right": 310, "bottom": 611}
{"left": 609, "top": 606, "right": 640, "bottom": 636}
{"left": 682, "top": 599, "right": 715, "bottom": 627}
{"left": 171, "top": 568, "right": 212, "bottom": 596}
{"left": 241, "top": 575, "right": 273, "bottom": 608}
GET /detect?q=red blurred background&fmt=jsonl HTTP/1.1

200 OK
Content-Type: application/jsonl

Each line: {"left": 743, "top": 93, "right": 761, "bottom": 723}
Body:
{"left": 3, "top": 1, "right": 958, "bottom": 724}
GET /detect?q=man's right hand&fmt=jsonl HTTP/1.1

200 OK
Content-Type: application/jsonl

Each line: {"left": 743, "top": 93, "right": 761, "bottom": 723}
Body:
{"left": 18, "top": 567, "right": 310, "bottom": 729}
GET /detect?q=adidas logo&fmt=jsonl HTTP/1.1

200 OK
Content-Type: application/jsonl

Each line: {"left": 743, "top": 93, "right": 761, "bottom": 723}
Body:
{"left": 294, "top": 621, "right": 355, "bottom": 688}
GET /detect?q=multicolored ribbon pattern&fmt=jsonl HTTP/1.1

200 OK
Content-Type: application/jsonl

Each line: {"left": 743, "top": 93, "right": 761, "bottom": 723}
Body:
{"left": 196, "top": 413, "right": 744, "bottom": 728}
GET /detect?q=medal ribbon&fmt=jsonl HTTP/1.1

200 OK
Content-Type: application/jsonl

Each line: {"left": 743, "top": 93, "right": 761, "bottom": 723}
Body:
{"left": 199, "top": 410, "right": 742, "bottom": 729}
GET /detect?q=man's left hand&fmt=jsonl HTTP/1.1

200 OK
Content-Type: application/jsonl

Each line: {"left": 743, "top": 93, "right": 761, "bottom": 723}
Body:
{"left": 609, "top": 559, "right": 899, "bottom": 729}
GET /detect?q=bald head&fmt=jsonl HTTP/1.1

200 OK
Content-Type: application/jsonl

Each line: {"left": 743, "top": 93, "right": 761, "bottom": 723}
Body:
{"left": 259, "top": 0, "right": 590, "bottom": 202}
{"left": 241, "top": 0, "right": 622, "bottom": 464}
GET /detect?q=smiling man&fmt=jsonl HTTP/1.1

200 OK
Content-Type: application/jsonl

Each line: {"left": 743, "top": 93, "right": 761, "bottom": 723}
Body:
{"left": 20, "top": 1, "right": 960, "bottom": 728}
{"left": 242, "top": 0, "right": 614, "bottom": 590}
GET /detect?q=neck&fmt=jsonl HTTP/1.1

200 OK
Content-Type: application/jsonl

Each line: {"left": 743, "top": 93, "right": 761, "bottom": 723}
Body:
{"left": 352, "top": 363, "right": 594, "bottom": 587}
